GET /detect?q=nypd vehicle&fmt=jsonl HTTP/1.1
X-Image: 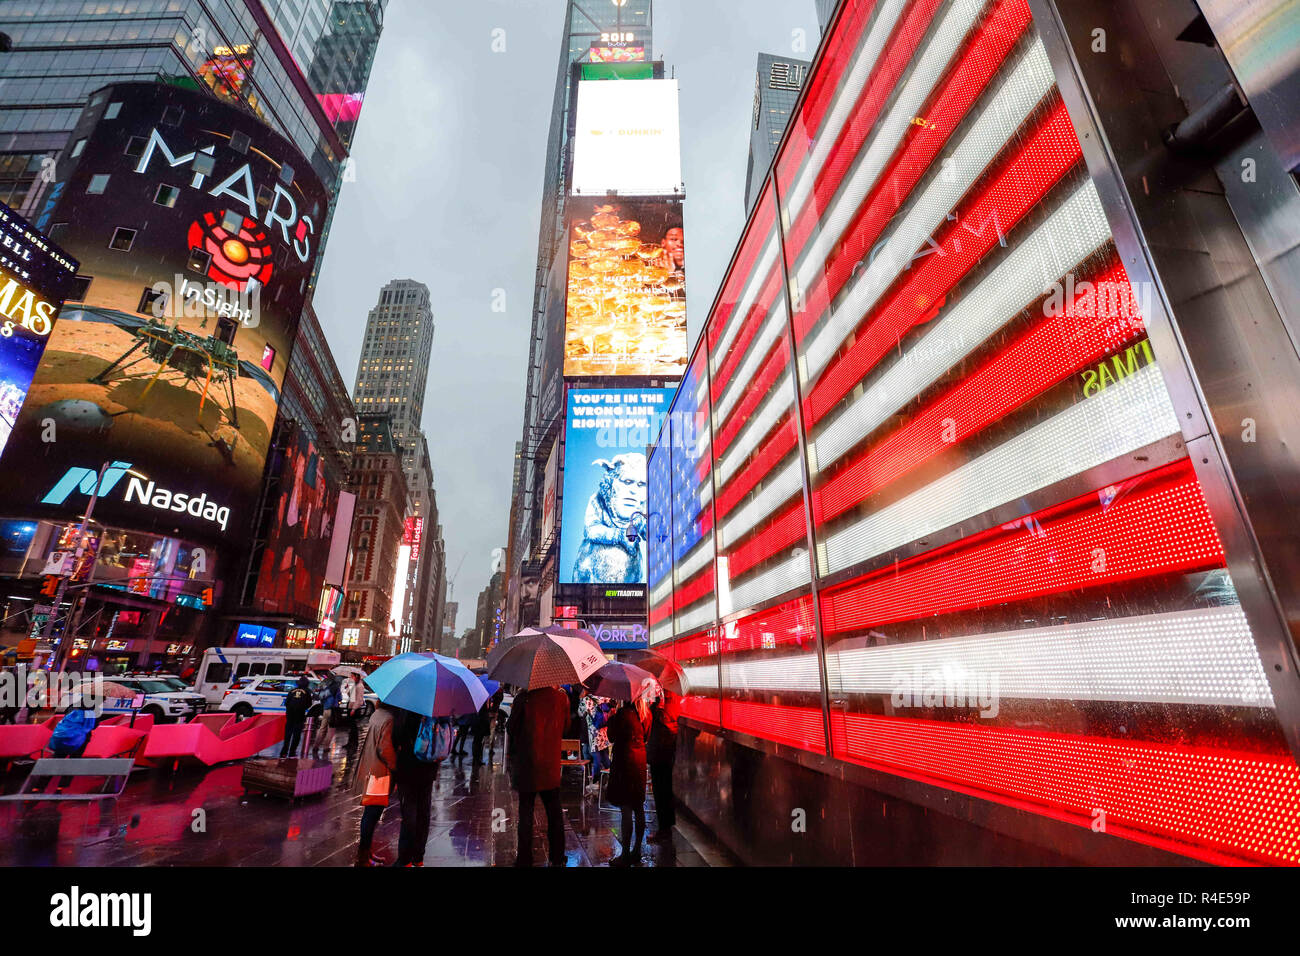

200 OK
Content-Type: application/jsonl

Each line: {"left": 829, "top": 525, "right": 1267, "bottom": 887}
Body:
{"left": 99, "top": 675, "right": 206, "bottom": 723}
{"left": 219, "top": 674, "right": 324, "bottom": 719}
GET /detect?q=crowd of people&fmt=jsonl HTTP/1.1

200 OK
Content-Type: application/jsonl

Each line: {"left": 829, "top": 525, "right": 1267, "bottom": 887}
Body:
{"left": 346, "top": 671, "right": 679, "bottom": 868}
{"left": 505, "top": 678, "right": 678, "bottom": 867}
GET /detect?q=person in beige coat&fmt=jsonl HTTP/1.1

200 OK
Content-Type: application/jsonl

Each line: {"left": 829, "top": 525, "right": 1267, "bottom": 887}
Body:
{"left": 353, "top": 703, "right": 397, "bottom": 867}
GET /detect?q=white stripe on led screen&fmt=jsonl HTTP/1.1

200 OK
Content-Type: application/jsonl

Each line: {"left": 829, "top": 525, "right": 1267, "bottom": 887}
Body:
{"left": 720, "top": 552, "right": 812, "bottom": 619}
{"left": 651, "top": 575, "right": 674, "bottom": 608}
{"left": 712, "top": 235, "right": 780, "bottom": 369}
{"left": 675, "top": 600, "right": 719, "bottom": 636}
{"left": 720, "top": 458, "right": 803, "bottom": 550}
{"left": 800, "top": 38, "right": 1057, "bottom": 382}
{"left": 818, "top": 362, "right": 1179, "bottom": 576}
{"left": 685, "top": 606, "right": 1272, "bottom": 707}
{"left": 786, "top": 0, "right": 990, "bottom": 289}
{"left": 811, "top": 179, "right": 1112, "bottom": 471}
{"left": 714, "top": 297, "right": 788, "bottom": 426}
{"left": 675, "top": 534, "right": 715, "bottom": 585}
{"left": 717, "top": 373, "right": 795, "bottom": 485}
{"left": 780, "top": 0, "right": 911, "bottom": 218}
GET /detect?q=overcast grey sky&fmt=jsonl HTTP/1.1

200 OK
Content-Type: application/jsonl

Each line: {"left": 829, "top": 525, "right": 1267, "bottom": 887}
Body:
{"left": 313, "top": 0, "right": 818, "bottom": 633}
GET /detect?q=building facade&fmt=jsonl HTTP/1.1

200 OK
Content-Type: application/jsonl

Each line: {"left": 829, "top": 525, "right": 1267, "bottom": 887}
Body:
{"left": 0, "top": 0, "right": 387, "bottom": 216}
{"left": 648, "top": 0, "right": 1300, "bottom": 866}
{"left": 338, "top": 413, "right": 407, "bottom": 659}
{"left": 744, "top": 53, "right": 809, "bottom": 213}
{"left": 504, "top": 0, "right": 654, "bottom": 635}
{"left": 352, "top": 279, "right": 433, "bottom": 475}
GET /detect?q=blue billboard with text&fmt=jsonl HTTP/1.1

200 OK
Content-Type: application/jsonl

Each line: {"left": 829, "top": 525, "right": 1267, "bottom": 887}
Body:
{"left": 559, "top": 387, "right": 674, "bottom": 587}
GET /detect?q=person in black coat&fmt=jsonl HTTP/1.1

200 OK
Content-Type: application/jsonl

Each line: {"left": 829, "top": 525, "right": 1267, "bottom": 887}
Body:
{"left": 605, "top": 695, "right": 650, "bottom": 866}
{"left": 280, "top": 676, "right": 312, "bottom": 758}
{"left": 645, "top": 683, "right": 679, "bottom": 842}
{"left": 390, "top": 708, "right": 441, "bottom": 867}
{"left": 506, "top": 686, "right": 570, "bottom": 867}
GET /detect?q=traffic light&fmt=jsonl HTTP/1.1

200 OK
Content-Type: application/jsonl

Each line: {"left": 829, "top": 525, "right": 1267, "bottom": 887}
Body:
{"left": 39, "top": 575, "right": 59, "bottom": 598}
{"left": 201, "top": 587, "right": 214, "bottom": 607}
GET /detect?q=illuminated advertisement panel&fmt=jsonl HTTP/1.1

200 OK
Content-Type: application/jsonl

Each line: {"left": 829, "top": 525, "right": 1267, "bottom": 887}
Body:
{"left": 253, "top": 423, "right": 343, "bottom": 619}
{"left": 559, "top": 387, "right": 673, "bottom": 587}
{"left": 564, "top": 197, "right": 686, "bottom": 377}
{"left": 0, "top": 201, "right": 79, "bottom": 461}
{"left": 570, "top": 79, "right": 682, "bottom": 196}
{"left": 646, "top": 0, "right": 1300, "bottom": 865}
{"left": 1, "top": 83, "right": 327, "bottom": 547}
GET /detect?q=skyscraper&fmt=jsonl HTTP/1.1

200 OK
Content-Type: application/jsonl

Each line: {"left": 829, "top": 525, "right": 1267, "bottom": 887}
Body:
{"left": 351, "top": 278, "right": 443, "bottom": 649}
{"left": 353, "top": 279, "right": 434, "bottom": 474}
{"left": 0, "top": 0, "right": 388, "bottom": 216}
{"left": 744, "top": 53, "right": 810, "bottom": 212}
{"left": 506, "top": 0, "right": 654, "bottom": 632}
{"left": 814, "top": 0, "right": 839, "bottom": 33}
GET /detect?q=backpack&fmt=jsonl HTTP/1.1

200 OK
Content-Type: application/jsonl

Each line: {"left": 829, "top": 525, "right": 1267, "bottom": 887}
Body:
{"left": 414, "top": 715, "right": 453, "bottom": 763}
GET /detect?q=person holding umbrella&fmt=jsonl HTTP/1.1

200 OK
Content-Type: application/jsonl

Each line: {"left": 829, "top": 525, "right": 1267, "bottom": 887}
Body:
{"left": 505, "top": 685, "right": 569, "bottom": 866}
{"left": 605, "top": 683, "right": 652, "bottom": 866}
{"left": 488, "top": 625, "right": 606, "bottom": 867}
{"left": 352, "top": 701, "right": 397, "bottom": 867}
{"left": 360, "top": 651, "right": 488, "bottom": 866}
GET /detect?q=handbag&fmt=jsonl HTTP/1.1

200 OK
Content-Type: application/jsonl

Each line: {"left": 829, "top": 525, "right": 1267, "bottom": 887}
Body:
{"left": 361, "top": 772, "right": 390, "bottom": 806}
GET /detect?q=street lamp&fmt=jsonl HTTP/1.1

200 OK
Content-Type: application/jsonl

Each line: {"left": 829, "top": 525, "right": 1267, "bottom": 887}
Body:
{"left": 42, "top": 461, "right": 147, "bottom": 673}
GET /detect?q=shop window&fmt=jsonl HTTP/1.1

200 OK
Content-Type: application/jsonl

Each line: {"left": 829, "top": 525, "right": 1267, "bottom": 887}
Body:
{"left": 86, "top": 174, "right": 110, "bottom": 195}
{"left": 124, "top": 135, "right": 147, "bottom": 158}
{"left": 104, "top": 102, "right": 122, "bottom": 120}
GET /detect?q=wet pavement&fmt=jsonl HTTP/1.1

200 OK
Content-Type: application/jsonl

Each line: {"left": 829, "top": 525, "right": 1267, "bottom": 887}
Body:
{"left": 0, "top": 723, "right": 731, "bottom": 867}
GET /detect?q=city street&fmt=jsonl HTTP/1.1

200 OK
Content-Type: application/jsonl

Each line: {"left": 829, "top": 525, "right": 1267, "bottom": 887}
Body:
{"left": 0, "top": 722, "right": 728, "bottom": 867}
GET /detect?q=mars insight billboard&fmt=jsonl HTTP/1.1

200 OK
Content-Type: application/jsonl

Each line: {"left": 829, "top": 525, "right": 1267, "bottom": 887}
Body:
{"left": 0, "top": 82, "right": 327, "bottom": 546}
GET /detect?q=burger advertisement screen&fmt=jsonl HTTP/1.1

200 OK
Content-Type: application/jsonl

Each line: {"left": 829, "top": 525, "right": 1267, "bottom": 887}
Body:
{"left": 2, "top": 82, "right": 326, "bottom": 547}
{"left": 253, "top": 422, "right": 343, "bottom": 619}
{"left": 564, "top": 197, "right": 687, "bottom": 377}
{"left": 0, "top": 201, "right": 79, "bottom": 461}
{"left": 570, "top": 78, "right": 682, "bottom": 197}
{"left": 559, "top": 387, "right": 673, "bottom": 587}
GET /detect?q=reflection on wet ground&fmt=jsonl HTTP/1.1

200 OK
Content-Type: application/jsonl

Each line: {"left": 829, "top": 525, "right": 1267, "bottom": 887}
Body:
{"left": 0, "top": 725, "right": 729, "bottom": 867}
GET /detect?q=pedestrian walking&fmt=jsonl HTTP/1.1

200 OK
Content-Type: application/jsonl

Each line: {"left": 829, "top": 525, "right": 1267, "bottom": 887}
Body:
{"left": 470, "top": 698, "right": 491, "bottom": 766}
{"left": 606, "top": 690, "right": 651, "bottom": 866}
{"left": 280, "top": 676, "right": 312, "bottom": 758}
{"left": 353, "top": 702, "right": 397, "bottom": 866}
{"left": 645, "top": 680, "right": 679, "bottom": 843}
{"left": 506, "top": 685, "right": 570, "bottom": 867}
{"left": 390, "top": 709, "right": 450, "bottom": 867}
{"left": 311, "top": 672, "right": 342, "bottom": 758}
{"left": 345, "top": 673, "right": 366, "bottom": 747}
{"left": 451, "top": 711, "right": 473, "bottom": 758}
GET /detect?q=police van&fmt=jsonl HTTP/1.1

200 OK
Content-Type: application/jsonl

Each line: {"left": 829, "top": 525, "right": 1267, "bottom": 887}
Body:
{"left": 194, "top": 647, "right": 341, "bottom": 706}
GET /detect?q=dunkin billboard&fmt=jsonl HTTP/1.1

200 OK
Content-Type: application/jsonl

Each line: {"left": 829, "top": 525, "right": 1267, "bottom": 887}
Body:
{"left": 0, "top": 83, "right": 327, "bottom": 546}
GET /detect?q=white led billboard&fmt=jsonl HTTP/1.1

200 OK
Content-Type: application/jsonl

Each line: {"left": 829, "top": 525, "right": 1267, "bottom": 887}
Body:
{"left": 571, "top": 79, "right": 682, "bottom": 196}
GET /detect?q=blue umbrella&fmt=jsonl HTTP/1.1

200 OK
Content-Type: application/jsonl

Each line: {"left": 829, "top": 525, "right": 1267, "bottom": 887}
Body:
{"left": 478, "top": 674, "right": 501, "bottom": 697}
{"left": 364, "top": 652, "right": 489, "bottom": 717}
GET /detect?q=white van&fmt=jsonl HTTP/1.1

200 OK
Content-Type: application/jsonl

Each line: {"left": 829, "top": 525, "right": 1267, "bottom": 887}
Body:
{"left": 194, "top": 646, "right": 341, "bottom": 706}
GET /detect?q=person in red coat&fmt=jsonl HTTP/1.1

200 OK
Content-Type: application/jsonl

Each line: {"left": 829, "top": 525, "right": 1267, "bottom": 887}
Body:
{"left": 506, "top": 685, "right": 570, "bottom": 867}
{"left": 605, "top": 692, "right": 651, "bottom": 866}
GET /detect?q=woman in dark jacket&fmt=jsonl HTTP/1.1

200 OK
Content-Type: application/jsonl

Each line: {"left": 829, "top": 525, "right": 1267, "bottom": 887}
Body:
{"left": 605, "top": 694, "right": 650, "bottom": 866}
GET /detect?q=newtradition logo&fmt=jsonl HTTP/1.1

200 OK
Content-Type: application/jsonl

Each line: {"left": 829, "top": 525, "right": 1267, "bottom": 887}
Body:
{"left": 41, "top": 462, "right": 231, "bottom": 531}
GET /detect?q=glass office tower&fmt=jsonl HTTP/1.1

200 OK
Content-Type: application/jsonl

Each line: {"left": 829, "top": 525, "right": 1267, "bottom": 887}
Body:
{"left": 0, "top": 0, "right": 387, "bottom": 213}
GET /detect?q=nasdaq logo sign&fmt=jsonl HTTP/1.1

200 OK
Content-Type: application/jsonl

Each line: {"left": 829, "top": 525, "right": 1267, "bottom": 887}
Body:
{"left": 41, "top": 461, "right": 134, "bottom": 505}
